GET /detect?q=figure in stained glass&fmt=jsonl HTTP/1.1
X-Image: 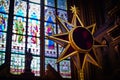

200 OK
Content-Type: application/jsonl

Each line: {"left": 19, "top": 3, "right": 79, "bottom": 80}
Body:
{"left": 0, "top": 15, "right": 6, "bottom": 43}
{"left": 46, "top": 23, "right": 55, "bottom": 49}
{"left": 29, "top": 20, "right": 39, "bottom": 44}
{"left": 0, "top": 0, "right": 9, "bottom": 13}
{"left": 14, "top": 18, "right": 24, "bottom": 43}
{"left": 45, "top": 7, "right": 55, "bottom": 22}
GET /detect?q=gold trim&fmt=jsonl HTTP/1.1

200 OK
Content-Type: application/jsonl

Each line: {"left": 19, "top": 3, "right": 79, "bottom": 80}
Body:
{"left": 69, "top": 27, "right": 94, "bottom": 52}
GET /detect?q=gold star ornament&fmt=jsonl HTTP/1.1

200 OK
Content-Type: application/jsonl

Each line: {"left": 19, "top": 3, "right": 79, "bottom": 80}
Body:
{"left": 46, "top": 6, "right": 106, "bottom": 79}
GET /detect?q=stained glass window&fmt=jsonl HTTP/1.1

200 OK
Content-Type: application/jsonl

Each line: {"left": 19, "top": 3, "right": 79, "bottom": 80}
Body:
{"left": 45, "top": 58, "right": 57, "bottom": 72}
{"left": 29, "top": 3, "right": 40, "bottom": 20}
{"left": 14, "top": 0, "right": 27, "bottom": 17}
{"left": 0, "top": 52, "right": 5, "bottom": 65}
{"left": 11, "top": 34, "right": 25, "bottom": 54}
{"left": 0, "top": 0, "right": 10, "bottom": 13}
{"left": 0, "top": 13, "right": 8, "bottom": 31}
{"left": 1, "top": 0, "right": 71, "bottom": 79}
{"left": 10, "top": 54, "right": 25, "bottom": 74}
{"left": 45, "top": 0, "right": 55, "bottom": 7}
{"left": 57, "top": 0, "right": 67, "bottom": 10}
{"left": 60, "top": 60, "right": 71, "bottom": 78}
{"left": 29, "top": 0, "right": 40, "bottom": 4}
{"left": 28, "top": 19, "right": 40, "bottom": 37}
{"left": 31, "top": 56, "right": 40, "bottom": 76}
{"left": 45, "top": 22, "right": 56, "bottom": 36}
{"left": 45, "top": 7, "right": 56, "bottom": 22}
{"left": 13, "top": 16, "right": 26, "bottom": 35}
{"left": 57, "top": 10, "right": 68, "bottom": 21}
{"left": 45, "top": 39, "right": 57, "bottom": 57}
{"left": 0, "top": 0, "right": 9, "bottom": 66}
{"left": 27, "top": 37, "right": 40, "bottom": 55}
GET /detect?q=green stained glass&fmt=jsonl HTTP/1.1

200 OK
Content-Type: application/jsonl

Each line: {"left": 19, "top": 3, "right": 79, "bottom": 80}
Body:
{"left": 11, "top": 34, "right": 25, "bottom": 54}
{"left": 13, "top": 16, "right": 26, "bottom": 35}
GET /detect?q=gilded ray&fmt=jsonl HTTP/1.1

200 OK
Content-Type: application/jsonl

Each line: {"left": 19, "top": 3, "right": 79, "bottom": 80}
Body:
{"left": 46, "top": 6, "right": 106, "bottom": 80}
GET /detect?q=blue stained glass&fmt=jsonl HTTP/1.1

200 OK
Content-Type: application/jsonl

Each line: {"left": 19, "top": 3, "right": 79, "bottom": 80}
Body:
{"left": 45, "top": 0, "right": 55, "bottom": 7}
{"left": 45, "top": 7, "right": 55, "bottom": 22}
{"left": 45, "top": 39, "right": 57, "bottom": 57}
{"left": 45, "top": 22, "right": 56, "bottom": 50}
{"left": 0, "top": 13, "right": 8, "bottom": 32}
{"left": 14, "top": 0, "right": 27, "bottom": 17}
{"left": 57, "top": 10, "right": 68, "bottom": 21}
{"left": 0, "top": 0, "right": 9, "bottom": 13}
{"left": 57, "top": 0, "right": 67, "bottom": 10}
{"left": 29, "top": 3, "right": 40, "bottom": 20}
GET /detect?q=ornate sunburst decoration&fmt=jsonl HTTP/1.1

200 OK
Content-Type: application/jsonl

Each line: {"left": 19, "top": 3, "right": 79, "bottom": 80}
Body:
{"left": 46, "top": 5, "right": 106, "bottom": 80}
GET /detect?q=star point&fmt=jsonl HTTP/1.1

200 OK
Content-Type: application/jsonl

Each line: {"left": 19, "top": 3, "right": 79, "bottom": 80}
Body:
{"left": 46, "top": 5, "right": 106, "bottom": 80}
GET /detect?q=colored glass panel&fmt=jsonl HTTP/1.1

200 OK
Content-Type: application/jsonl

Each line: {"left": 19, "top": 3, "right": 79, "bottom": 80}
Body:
{"left": 14, "top": 0, "right": 27, "bottom": 17}
{"left": 0, "top": 0, "right": 10, "bottom": 13}
{"left": 0, "top": 32, "right": 6, "bottom": 51}
{"left": 29, "top": 3, "right": 40, "bottom": 20}
{"left": 13, "top": 16, "right": 26, "bottom": 35}
{"left": 45, "top": 58, "right": 57, "bottom": 72}
{"left": 0, "top": 13, "right": 8, "bottom": 32}
{"left": 45, "top": 0, "right": 55, "bottom": 7}
{"left": 45, "top": 7, "right": 55, "bottom": 22}
{"left": 31, "top": 56, "right": 40, "bottom": 76}
{"left": 10, "top": 54, "right": 25, "bottom": 75}
{"left": 45, "top": 39, "right": 57, "bottom": 57}
{"left": 11, "top": 34, "right": 25, "bottom": 54}
{"left": 29, "top": 0, "right": 40, "bottom": 4}
{"left": 27, "top": 37, "right": 40, "bottom": 55}
{"left": 0, "top": 52, "right": 5, "bottom": 65}
{"left": 45, "top": 22, "right": 56, "bottom": 36}
{"left": 57, "top": 0, "right": 67, "bottom": 10}
{"left": 45, "top": 38, "right": 56, "bottom": 52}
{"left": 60, "top": 60, "right": 71, "bottom": 78}
{"left": 28, "top": 19, "right": 40, "bottom": 37}
{"left": 57, "top": 10, "right": 67, "bottom": 21}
